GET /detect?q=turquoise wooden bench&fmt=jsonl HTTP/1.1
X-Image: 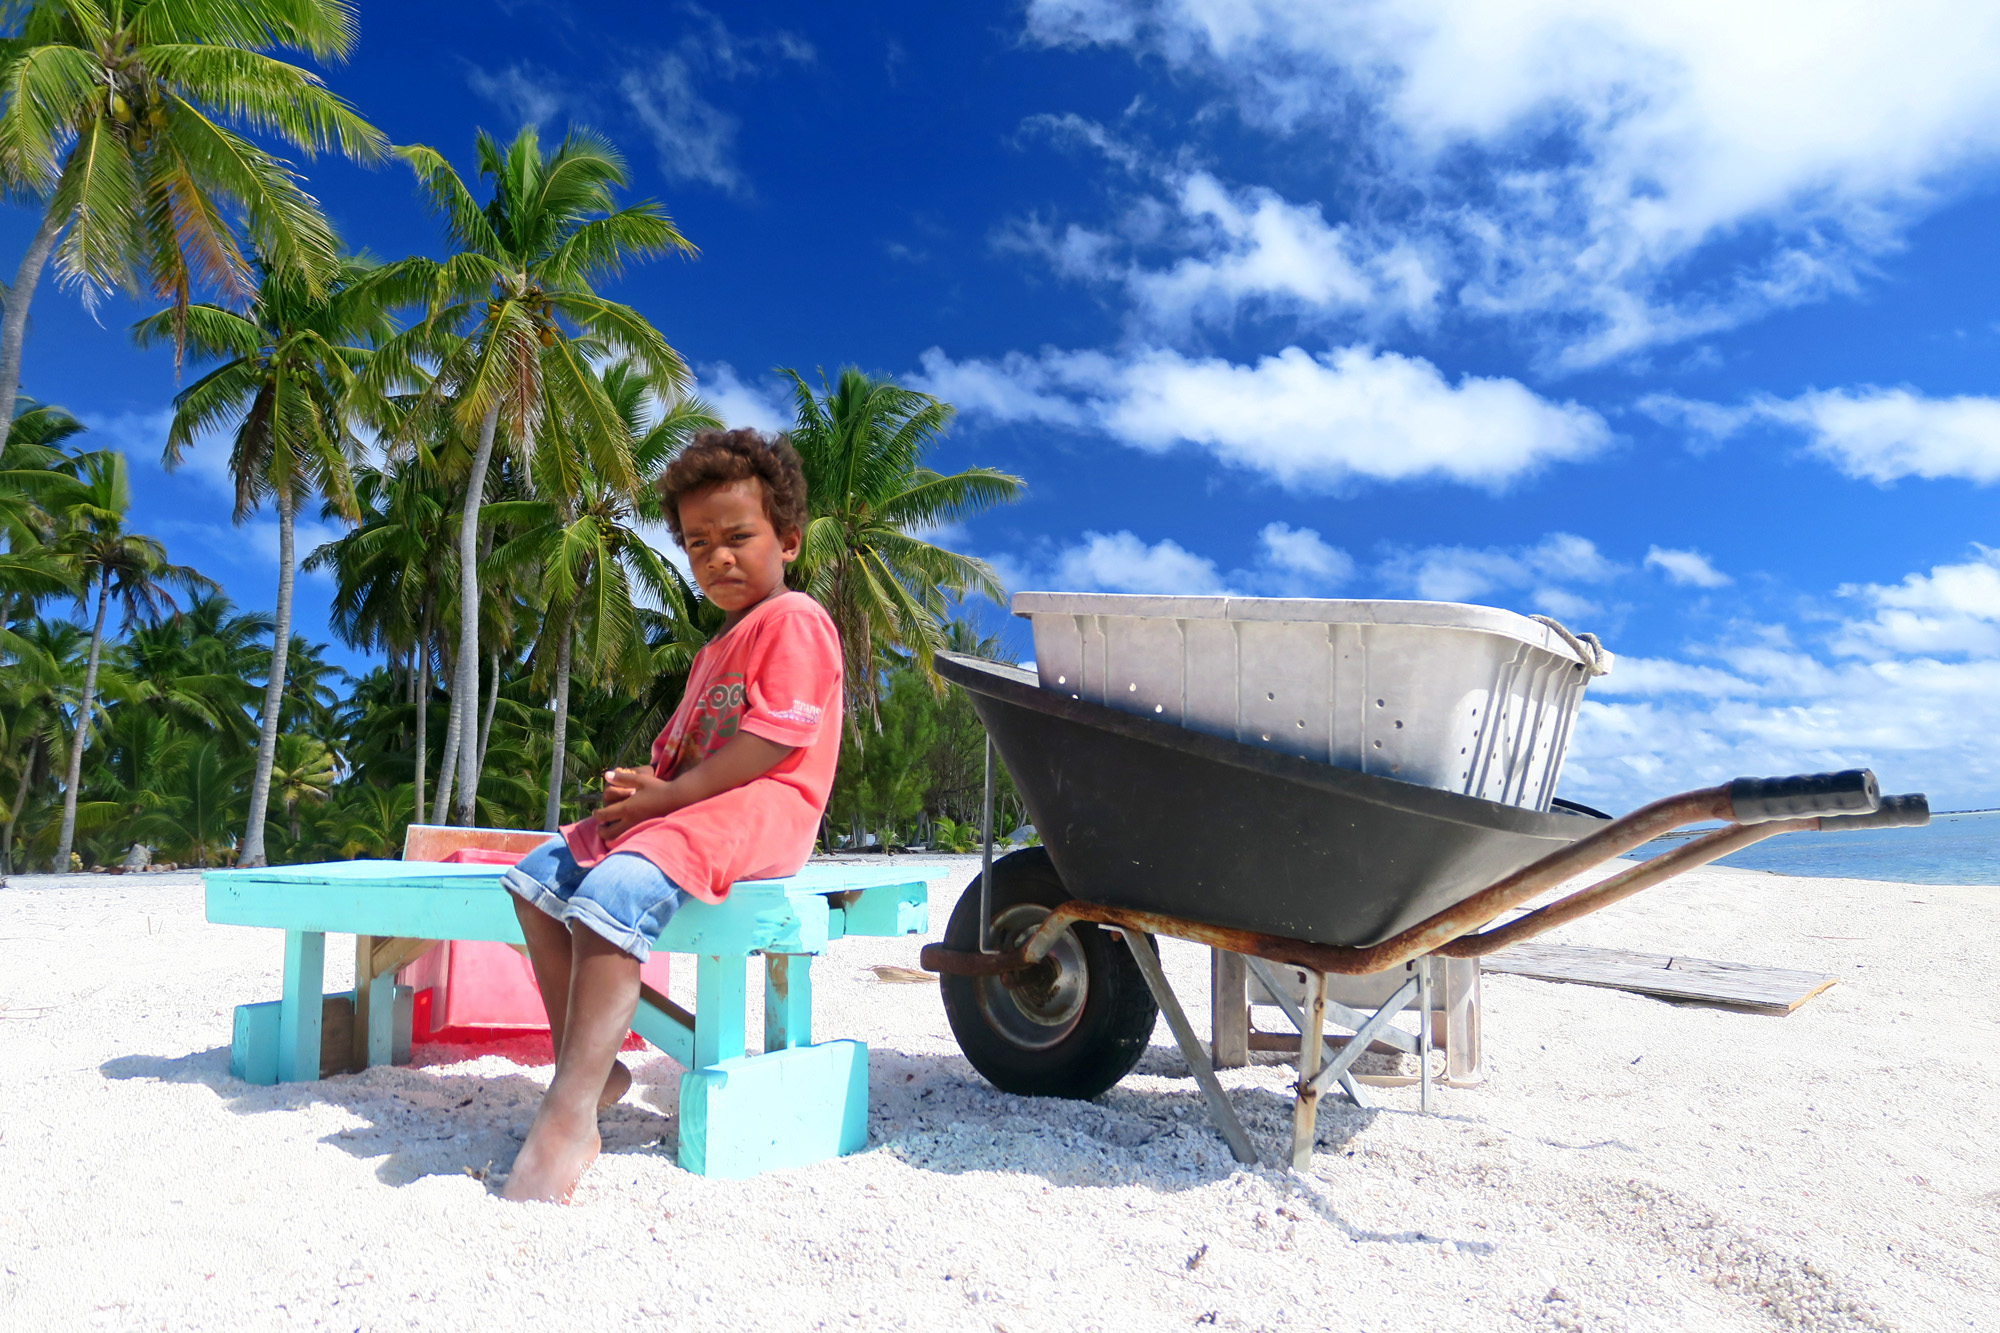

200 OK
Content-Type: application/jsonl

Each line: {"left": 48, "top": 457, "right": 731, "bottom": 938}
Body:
{"left": 204, "top": 858, "right": 932, "bottom": 1178}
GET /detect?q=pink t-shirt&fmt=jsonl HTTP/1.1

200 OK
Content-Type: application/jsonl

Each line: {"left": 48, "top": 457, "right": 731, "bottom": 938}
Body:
{"left": 560, "top": 591, "right": 843, "bottom": 903}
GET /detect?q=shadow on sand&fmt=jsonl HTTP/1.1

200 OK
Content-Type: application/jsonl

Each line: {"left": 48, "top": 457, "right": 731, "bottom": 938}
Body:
{"left": 100, "top": 1046, "right": 682, "bottom": 1187}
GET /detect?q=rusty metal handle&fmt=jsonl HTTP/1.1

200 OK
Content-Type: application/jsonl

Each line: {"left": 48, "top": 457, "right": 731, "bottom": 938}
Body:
{"left": 1819, "top": 793, "right": 1928, "bottom": 830}
{"left": 1728, "top": 769, "right": 1878, "bottom": 823}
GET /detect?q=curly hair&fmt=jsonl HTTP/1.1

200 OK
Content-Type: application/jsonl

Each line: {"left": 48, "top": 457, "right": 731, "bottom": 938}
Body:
{"left": 655, "top": 428, "right": 809, "bottom": 545}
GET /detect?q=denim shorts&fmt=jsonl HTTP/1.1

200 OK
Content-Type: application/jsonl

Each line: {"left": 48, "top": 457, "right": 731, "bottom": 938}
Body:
{"left": 501, "top": 837, "right": 686, "bottom": 962}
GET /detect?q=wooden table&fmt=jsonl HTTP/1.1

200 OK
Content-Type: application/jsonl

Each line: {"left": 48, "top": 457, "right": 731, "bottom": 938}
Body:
{"left": 205, "top": 858, "right": 932, "bottom": 1178}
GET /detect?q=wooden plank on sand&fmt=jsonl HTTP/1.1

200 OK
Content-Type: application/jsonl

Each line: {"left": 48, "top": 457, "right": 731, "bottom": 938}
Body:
{"left": 1481, "top": 941, "right": 1837, "bottom": 1015}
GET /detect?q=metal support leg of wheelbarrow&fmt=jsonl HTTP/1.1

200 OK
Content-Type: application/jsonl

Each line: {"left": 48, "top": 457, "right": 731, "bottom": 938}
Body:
{"left": 1117, "top": 929, "right": 1261, "bottom": 1166}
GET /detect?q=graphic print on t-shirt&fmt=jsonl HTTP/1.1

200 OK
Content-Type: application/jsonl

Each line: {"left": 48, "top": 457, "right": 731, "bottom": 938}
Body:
{"left": 665, "top": 672, "right": 746, "bottom": 777}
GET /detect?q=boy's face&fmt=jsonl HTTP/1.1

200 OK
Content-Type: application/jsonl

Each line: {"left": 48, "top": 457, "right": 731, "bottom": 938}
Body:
{"left": 677, "top": 477, "right": 801, "bottom": 621}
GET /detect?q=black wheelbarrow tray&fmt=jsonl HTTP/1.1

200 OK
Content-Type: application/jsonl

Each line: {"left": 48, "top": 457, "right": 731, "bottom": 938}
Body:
{"left": 919, "top": 653, "right": 1930, "bottom": 1169}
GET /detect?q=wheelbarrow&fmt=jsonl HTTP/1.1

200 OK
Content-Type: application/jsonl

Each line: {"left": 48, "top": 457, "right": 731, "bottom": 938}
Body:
{"left": 918, "top": 652, "right": 1930, "bottom": 1169}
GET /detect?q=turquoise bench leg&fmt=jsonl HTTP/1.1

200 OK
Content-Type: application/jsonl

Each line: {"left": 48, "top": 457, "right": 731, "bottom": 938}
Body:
{"left": 275, "top": 930, "right": 326, "bottom": 1083}
{"left": 763, "top": 953, "right": 812, "bottom": 1052}
{"left": 232, "top": 1001, "right": 280, "bottom": 1084}
{"left": 363, "top": 968, "right": 399, "bottom": 1068}
{"left": 693, "top": 954, "right": 746, "bottom": 1068}
{"left": 678, "top": 1040, "right": 869, "bottom": 1178}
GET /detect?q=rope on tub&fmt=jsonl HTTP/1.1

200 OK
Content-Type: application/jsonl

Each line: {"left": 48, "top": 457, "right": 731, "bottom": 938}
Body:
{"left": 1530, "top": 615, "right": 1614, "bottom": 677}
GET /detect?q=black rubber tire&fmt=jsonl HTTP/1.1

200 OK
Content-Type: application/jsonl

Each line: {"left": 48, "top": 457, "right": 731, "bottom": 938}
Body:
{"left": 940, "top": 847, "right": 1159, "bottom": 1099}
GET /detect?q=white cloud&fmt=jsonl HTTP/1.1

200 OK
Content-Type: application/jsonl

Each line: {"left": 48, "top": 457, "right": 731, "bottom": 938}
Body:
{"left": 1772, "top": 389, "right": 2000, "bottom": 484}
{"left": 1049, "top": 531, "right": 1227, "bottom": 594}
{"left": 619, "top": 11, "right": 815, "bottom": 196}
{"left": 1833, "top": 548, "right": 2000, "bottom": 659}
{"left": 918, "top": 343, "right": 1609, "bottom": 490}
{"left": 694, "top": 362, "right": 792, "bottom": 433}
{"left": 465, "top": 64, "right": 562, "bottom": 127}
{"left": 1373, "top": 532, "right": 1623, "bottom": 606}
{"left": 1005, "top": 163, "right": 1445, "bottom": 335}
{"left": 1644, "top": 546, "right": 1732, "bottom": 588}
{"left": 1642, "top": 385, "right": 2000, "bottom": 484}
{"left": 1023, "top": 0, "right": 2000, "bottom": 364}
{"left": 1002, "top": 522, "right": 1356, "bottom": 598}
{"left": 620, "top": 56, "right": 746, "bottom": 194}
{"left": 1545, "top": 548, "right": 2000, "bottom": 810}
{"left": 1257, "top": 522, "right": 1352, "bottom": 585}
{"left": 86, "top": 408, "right": 237, "bottom": 500}
{"left": 1585, "top": 657, "right": 1757, "bottom": 699}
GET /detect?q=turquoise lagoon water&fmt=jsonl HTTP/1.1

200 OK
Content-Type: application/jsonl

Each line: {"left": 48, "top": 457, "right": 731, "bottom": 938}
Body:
{"left": 1626, "top": 808, "right": 2000, "bottom": 885}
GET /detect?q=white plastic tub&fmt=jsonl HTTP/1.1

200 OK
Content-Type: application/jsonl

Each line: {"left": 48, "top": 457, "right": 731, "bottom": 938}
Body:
{"left": 1012, "top": 592, "right": 1611, "bottom": 811}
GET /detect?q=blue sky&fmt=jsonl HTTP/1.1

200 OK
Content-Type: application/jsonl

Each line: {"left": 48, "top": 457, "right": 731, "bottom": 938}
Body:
{"left": 17, "top": 0, "right": 2000, "bottom": 812}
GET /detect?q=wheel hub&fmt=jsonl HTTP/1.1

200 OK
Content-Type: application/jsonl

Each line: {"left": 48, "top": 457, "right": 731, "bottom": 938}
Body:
{"left": 976, "top": 904, "right": 1088, "bottom": 1049}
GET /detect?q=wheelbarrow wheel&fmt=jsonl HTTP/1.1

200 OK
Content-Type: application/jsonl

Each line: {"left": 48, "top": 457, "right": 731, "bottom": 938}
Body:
{"left": 941, "top": 847, "right": 1159, "bottom": 1099}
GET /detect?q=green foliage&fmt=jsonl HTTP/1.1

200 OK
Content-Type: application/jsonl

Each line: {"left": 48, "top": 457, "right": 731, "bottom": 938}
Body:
{"left": 825, "top": 623, "right": 1028, "bottom": 851}
{"left": 0, "top": 0, "right": 386, "bottom": 320}
{"left": 785, "top": 366, "right": 1024, "bottom": 724}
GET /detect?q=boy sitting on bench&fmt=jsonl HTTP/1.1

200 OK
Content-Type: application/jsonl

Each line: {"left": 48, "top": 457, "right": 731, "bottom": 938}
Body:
{"left": 499, "top": 429, "right": 842, "bottom": 1202}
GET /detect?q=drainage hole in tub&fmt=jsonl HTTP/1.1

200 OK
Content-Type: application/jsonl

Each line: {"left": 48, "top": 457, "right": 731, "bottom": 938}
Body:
{"left": 1128, "top": 682, "right": 1137, "bottom": 692}
{"left": 1267, "top": 691, "right": 1276, "bottom": 701}
{"left": 1375, "top": 698, "right": 1385, "bottom": 707}
{"left": 1395, "top": 720, "right": 1405, "bottom": 729}
{"left": 1296, "top": 719, "right": 1305, "bottom": 729}
{"left": 1372, "top": 740, "right": 1383, "bottom": 749}
{"left": 1057, "top": 674, "right": 1066, "bottom": 685}
{"left": 1154, "top": 704, "right": 1163, "bottom": 713}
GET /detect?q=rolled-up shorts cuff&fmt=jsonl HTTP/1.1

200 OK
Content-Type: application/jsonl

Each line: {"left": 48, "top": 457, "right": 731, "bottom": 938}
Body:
{"left": 501, "top": 837, "right": 685, "bottom": 963}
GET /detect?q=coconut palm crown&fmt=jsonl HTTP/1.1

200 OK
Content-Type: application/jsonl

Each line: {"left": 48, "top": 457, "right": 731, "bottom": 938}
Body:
{"left": 133, "top": 253, "right": 388, "bottom": 865}
{"left": 782, "top": 366, "right": 1025, "bottom": 724}
{"left": 0, "top": 0, "right": 388, "bottom": 428}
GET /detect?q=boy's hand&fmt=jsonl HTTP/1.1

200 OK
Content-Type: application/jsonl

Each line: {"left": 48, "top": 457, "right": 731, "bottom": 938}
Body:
{"left": 595, "top": 767, "right": 675, "bottom": 842}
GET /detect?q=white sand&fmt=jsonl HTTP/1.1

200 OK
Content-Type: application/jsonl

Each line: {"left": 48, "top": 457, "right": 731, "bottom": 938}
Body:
{"left": 1, "top": 856, "right": 1996, "bottom": 1331}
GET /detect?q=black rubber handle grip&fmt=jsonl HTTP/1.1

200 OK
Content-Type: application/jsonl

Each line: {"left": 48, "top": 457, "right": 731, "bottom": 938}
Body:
{"left": 1818, "top": 793, "right": 1929, "bottom": 831}
{"left": 1728, "top": 769, "right": 1878, "bottom": 823}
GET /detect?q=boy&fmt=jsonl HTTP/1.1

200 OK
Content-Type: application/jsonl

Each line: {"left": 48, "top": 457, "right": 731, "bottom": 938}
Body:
{"left": 499, "top": 428, "right": 842, "bottom": 1203}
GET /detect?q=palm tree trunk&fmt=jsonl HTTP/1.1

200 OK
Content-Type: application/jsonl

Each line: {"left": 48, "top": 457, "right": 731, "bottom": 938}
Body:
{"left": 413, "top": 598, "right": 433, "bottom": 823}
{"left": 0, "top": 211, "right": 62, "bottom": 431}
{"left": 429, "top": 626, "right": 460, "bottom": 825}
{"left": 542, "top": 604, "right": 575, "bottom": 832}
{"left": 54, "top": 573, "right": 111, "bottom": 872}
{"left": 476, "top": 648, "right": 499, "bottom": 780}
{"left": 237, "top": 496, "right": 296, "bottom": 868}
{"left": 448, "top": 401, "right": 501, "bottom": 826}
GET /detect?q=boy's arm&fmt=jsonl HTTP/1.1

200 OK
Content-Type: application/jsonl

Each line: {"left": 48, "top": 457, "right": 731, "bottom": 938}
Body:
{"left": 594, "top": 733, "right": 798, "bottom": 841}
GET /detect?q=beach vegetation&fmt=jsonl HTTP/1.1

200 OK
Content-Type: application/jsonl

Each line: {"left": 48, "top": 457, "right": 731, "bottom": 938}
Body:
{"left": 0, "top": 18, "right": 1028, "bottom": 869}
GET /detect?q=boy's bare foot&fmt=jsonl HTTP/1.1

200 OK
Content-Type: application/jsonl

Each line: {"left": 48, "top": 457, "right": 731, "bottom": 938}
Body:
{"left": 502, "top": 1108, "right": 600, "bottom": 1204}
{"left": 598, "top": 1058, "right": 632, "bottom": 1109}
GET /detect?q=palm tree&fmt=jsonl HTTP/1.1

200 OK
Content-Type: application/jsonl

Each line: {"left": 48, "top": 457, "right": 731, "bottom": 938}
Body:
{"left": 50, "top": 449, "right": 211, "bottom": 871}
{"left": 380, "top": 124, "right": 694, "bottom": 826}
{"left": 783, "top": 367, "right": 1024, "bottom": 722}
{"left": 134, "top": 255, "right": 383, "bottom": 865}
{"left": 119, "top": 589, "right": 264, "bottom": 747}
{"left": 0, "top": 0, "right": 388, "bottom": 421}
{"left": 0, "top": 617, "right": 80, "bottom": 872}
{"left": 0, "top": 398, "right": 89, "bottom": 641}
{"left": 266, "top": 730, "right": 332, "bottom": 844}
{"left": 137, "top": 737, "right": 246, "bottom": 867}
{"left": 305, "top": 447, "right": 454, "bottom": 820}
{"left": 488, "top": 358, "right": 715, "bottom": 829}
